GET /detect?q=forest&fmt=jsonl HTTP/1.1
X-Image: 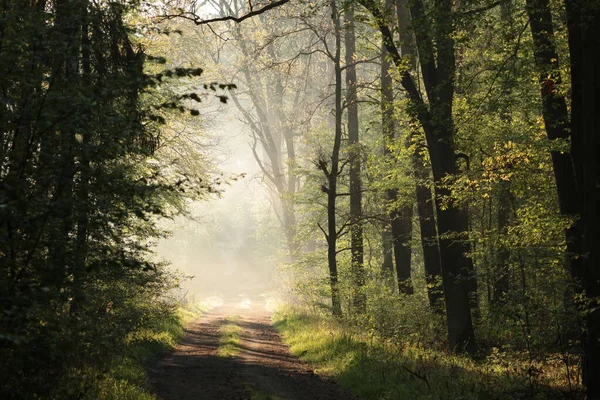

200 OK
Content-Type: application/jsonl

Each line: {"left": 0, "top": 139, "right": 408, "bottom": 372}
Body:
{"left": 0, "top": 0, "right": 598, "bottom": 399}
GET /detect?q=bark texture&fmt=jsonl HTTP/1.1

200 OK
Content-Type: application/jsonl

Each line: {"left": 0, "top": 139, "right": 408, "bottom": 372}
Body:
{"left": 564, "top": 1, "right": 600, "bottom": 397}
{"left": 359, "top": 0, "right": 478, "bottom": 353}
{"left": 345, "top": 4, "right": 366, "bottom": 310}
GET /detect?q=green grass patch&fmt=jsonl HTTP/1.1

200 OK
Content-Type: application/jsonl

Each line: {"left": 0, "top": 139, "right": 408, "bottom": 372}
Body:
{"left": 273, "top": 309, "right": 580, "bottom": 400}
{"left": 218, "top": 317, "right": 243, "bottom": 357}
{"left": 226, "top": 314, "right": 242, "bottom": 323}
{"left": 88, "top": 303, "right": 204, "bottom": 399}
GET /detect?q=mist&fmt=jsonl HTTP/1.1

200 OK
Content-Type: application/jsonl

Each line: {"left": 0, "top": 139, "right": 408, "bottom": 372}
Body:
{"left": 153, "top": 108, "right": 285, "bottom": 300}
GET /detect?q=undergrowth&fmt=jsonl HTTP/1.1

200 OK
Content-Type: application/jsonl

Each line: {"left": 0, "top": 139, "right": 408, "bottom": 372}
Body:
{"left": 84, "top": 302, "right": 205, "bottom": 400}
{"left": 273, "top": 308, "right": 582, "bottom": 400}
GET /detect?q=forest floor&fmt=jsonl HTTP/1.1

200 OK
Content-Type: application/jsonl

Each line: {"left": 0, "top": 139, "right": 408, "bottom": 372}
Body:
{"left": 147, "top": 294, "right": 356, "bottom": 400}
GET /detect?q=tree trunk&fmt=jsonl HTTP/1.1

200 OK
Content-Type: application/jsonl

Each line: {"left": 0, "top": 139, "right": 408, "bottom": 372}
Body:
{"left": 431, "top": 141, "right": 477, "bottom": 354}
{"left": 223, "top": 14, "right": 299, "bottom": 257}
{"left": 391, "top": 196, "right": 413, "bottom": 295}
{"left": 54, "top": 0, "right": 86, "bottom": 307}
{"left": 345, "top": 4, "right": 366, "bottom": 311}
{"left": 414, "top": 152, "right": 443, "bottom": 310}
{"left": 392, "top": 214, "right": 413, "bottom": 295}
{"left": 492, "top": 180, "right": 511, "bottom": 305}
{"left": 322, "top": 0, "right": 344, "bottom": 317}
{"left": 564, "top": 1, "right": 600, "bottom": 397}
{"left": 73, "top": 6, "right": 93, "bottom": 314}
{"left": 525, "top": 0, "right": 578, "bottom": 216}
{"left": 381, "top": 43, "right": 413, "bottom": 295}
{"left": 358, "top": 0, "right": 477, "bottom": 353}
{"left": 380, "top": 44, "right": 395, "bottom": 282}
{"left": 395, "top": 0, "right": 415, "bottom": 68}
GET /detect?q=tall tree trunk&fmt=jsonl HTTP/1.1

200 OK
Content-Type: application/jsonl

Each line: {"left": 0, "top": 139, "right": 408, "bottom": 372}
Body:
{"left": 54, "top": 0, "right": 86, "bottom": 302}
{"left": 528, "top": 1, "right": 600, "bottom": 396}
{"left": 564, "top": 1, "right": 600, "bottom": 397}
{"left": 1, "top": 1, "right": 42, "bottom": 292}
{"left": 414, "top": 152, "right": 443, "bottom": 310}
{"left": 319, "top": 0, "right": 344, "bottom": 317}
{"left": 490, "top": 1, "right": 516, "bottom": 309}
{"left": 283, "top": 131, "right": 299, "bottom": 255}
{"left": 381, "top": 40, "right": 414, "bottom": 295}
{"left": 345, "top": 4, "right": 366, "bottom": 311}
{"left": 389, "top": 0, "right": 417, "bottom": 296}
{"left": 492, "top": 180, "right": 511, "bottom": 305}
{"left": 73, "top": 5, "right": 92, "bottom": 314}
{"left": 525, "top": 0, "right": 577, "bottom": 216}
{"left": 391, "top": 193, "right": 413, "bottom": 295}
{"left": 358, "top": 0, "right": 478, "bottom": 353}
{"left": 414, "top": 0, "right": 478, "bottom": 351}
{"left": 380, "top": 44, "right": 395, "bottom": 282}
{"left": 395, "top": 0, "right": 414, "bottom": 67}
{"left": 396, "top": 0, "right": 476, "bottom": 316}
{"left": 268, "top": 42, "right": 300, "bottom": 257}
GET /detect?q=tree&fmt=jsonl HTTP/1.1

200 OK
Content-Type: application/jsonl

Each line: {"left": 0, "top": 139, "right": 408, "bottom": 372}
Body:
{"left": 0, "top": 1, "right": 213, "bottom": 395}
{"left": 317, "top": 0, "right": 344, "bottom": 317}
{"left": 563, "top": 1, "right": 600, "bottom": 397}
{"left": 359, "top": 0, "right": 477, "bottom": 353}
{"left": 345, "top": 2, "right": 367, "bottom": 311}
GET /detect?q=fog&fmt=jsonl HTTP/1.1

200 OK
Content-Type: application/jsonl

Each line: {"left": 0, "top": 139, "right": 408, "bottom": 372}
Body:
{"left": 146, "top": 8, "right": 332, "bottom": 304}
{"left": 153, "top": 110, "right": 284, "bottom": 300}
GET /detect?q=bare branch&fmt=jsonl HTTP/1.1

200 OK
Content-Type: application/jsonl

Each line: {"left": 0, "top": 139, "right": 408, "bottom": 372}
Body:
{"left": 335, "top": 247, "right": 352, "bottom": 255}
{"left": 337, "top": 157, "right": 351, "bottom": 175}
{"left": 160, "top": 0, "right": 292, "bottom": 26}
{"left": 340, "top": 55, "right": 380, "bottom": 71}
{"left": 317, "top": 222, "right": 329, "bottom": 242}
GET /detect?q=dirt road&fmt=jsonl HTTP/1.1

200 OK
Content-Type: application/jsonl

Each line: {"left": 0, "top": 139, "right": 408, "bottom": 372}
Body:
{"left": 147, "top": 295, "right": 356, "bottom": 400}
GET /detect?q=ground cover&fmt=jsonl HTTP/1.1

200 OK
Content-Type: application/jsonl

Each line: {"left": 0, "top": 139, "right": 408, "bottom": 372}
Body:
{"left": 217, "top": 314, "right": 243, "bottom": 357}
{"left": 88, "top": 302, "right": 207, "bottom": 399}
{"left": 274, "top": 309, "right": 582, "bottom": 400}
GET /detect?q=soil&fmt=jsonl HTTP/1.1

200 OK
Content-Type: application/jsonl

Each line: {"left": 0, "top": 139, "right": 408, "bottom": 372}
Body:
{"left": 147, "top": 294, "right": 357, "bottom": 400}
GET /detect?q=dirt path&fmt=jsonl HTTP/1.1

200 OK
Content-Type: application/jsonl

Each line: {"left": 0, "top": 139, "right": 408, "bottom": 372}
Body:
{"left": 147, "top": 295, "right": 356, "bottom": 400}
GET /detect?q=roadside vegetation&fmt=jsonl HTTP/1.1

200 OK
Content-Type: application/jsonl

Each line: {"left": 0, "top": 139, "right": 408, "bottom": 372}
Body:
{"left": 90, "top": 303, "right": 203, "bottom": 400}
{"left": 275, "top": 306, "right": 581, "bottom": 400}
{"left": 218, "top": 315, "right": 243, "bottom": 357}
{"left": 158, "top": 0, "right": 598, "bottom": 396}
{"left": 1, "top": 0, "right": 598, "bottom": 398}
{"left": 0, "top": 1, "right": 224, "bottom": 399}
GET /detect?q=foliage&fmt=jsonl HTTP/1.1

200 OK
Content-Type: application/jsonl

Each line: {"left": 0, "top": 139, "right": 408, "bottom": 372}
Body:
{"left": 80, "top": 303, "right": 201, "bottom": 400}
{"left": 274, "top": 308, "right": 582, "bottom": 399}
{"left": 0, "top": 0, "right": 213, "bottom": 398}
{"left": 1, "top": 0, "right": 595, "bottom": 397}
{"left": 270, "top": 0, "right": 585, "bottom": 393}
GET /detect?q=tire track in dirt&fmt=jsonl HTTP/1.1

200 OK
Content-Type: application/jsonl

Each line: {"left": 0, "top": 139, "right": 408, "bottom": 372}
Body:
{"left": 147, "top": 295, "right": 356, "bottom": 400}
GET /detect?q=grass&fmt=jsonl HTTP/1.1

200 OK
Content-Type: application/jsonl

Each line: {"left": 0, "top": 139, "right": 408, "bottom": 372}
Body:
{"left": 273, "top": 309, "right": 582, "bottom": 400}
{"left": 245, "top": 383, "right": 281, "bottom": 400}
{"left": 88, "top": 302, "right": 206, "bottom": 399}
{"left": 218, "top": 315, "right": 243, "bottom": 357}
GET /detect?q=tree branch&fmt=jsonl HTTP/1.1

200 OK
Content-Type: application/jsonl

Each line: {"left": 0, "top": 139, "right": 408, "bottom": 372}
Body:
{"left": 161, "top": 0, "right": 292, "bottom": 26}
{"left": 456, "top": 0, "right": 508, "bottom": 18}
{"left": 317, "top": 222, "right": 329, "bottom": 242}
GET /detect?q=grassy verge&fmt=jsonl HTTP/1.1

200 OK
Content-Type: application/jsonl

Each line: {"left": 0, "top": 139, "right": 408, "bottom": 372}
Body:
{"left": 89, "top": 302, "right": 207, "bottom": 400}
{"left": 218, "top": 315, "right": 243, "bottom": 357}
{"left": 273, "top": 309, "right": 581, "bottom": 400}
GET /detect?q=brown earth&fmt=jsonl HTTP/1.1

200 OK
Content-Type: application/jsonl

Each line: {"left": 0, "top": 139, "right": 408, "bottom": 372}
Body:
{"left": 147, "top": 295, "right": 357, "bottom": 400}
